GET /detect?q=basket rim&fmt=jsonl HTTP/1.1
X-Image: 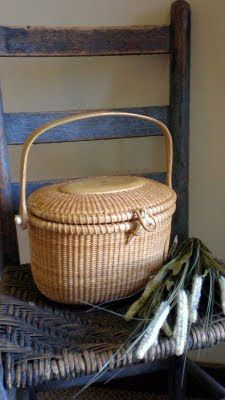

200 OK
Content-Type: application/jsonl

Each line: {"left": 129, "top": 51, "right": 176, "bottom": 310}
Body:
{"left": 27, "top": 177, "right": 177, "bottom": 226}
{"left": 28, "top": 202, "right": 176, "bottom": 235}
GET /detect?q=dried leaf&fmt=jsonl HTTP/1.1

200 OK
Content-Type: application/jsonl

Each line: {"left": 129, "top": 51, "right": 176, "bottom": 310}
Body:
{"left": 166, "top": 280, "right": 174, "bottom": 291}
{"left": 172, "top": 261, "right": 184, "bottom": 276}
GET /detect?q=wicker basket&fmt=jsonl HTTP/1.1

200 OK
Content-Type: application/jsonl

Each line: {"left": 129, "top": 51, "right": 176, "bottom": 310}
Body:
{"left": 15, "top": 111, "right": 176, "bottom": 304}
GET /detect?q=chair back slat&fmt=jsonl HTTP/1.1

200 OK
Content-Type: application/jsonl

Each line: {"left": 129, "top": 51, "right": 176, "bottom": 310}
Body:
{"left": 0, "top": 25, "right": 170, "bottom": 57}
{"left": 6, "top": 106, "right": 169, "bottom": 145}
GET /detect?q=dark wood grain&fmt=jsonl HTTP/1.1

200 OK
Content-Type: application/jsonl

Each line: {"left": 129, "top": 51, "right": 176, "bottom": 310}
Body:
{"left": 5, "top": 106, "right": 169, "bottom": 145}
{"left": 0, "top": 25, "right": 170, "bottom": 57}
{"left": 169, "top": 0, "right": 190, "bottom": 239}
{"left": 11, "top": 172, "right": 166, "bottom": 214}
{"left": 0, "top": 84, "right": 20, "bottom": 272}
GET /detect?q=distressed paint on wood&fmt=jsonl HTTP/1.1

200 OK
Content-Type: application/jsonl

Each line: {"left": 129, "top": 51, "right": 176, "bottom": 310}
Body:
{"left": 11, "top": 172, "right": 166, "bottom": 214}
{"left": 0, "top": 84, "right": 19, "bottom": 271}
{"left": 0, "top": 25, "right": 170, "bottom": 57}
{"left": 5, "top": 106, "right": 169, "bottom": 145}
{"left": 169, "top": 0, "right": 190, "bottom": 239}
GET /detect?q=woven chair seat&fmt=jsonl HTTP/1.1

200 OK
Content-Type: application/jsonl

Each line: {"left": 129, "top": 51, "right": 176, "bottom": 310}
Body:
{"left": 0, "top": 264, "right": 225, "bottom": 390}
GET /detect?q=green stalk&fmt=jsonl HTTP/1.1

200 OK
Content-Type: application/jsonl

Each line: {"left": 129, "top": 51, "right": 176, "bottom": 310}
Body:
{"left": 125, "top": 240, "right": 193, "bottom": 321}
{"left": 124, "top": 268, "right": 167, "bottom": 321}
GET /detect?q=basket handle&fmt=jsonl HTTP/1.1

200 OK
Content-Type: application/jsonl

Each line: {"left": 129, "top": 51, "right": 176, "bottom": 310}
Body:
{"left": 15, "top": 111, "right": 173, "bottom": 230}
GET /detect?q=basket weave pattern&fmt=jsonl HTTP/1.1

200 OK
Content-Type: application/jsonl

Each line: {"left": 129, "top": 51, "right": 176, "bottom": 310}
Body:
{"left": 29, "top": 217, "right": 172, "bottom": 304}
{"left": 27, "top": 179, "right": 176, "bottom": 225}
{"left": 1, "top": 265, "right": 225, "bottom": 390}
{"left": 15, "top": 111, "right": 176, "bottom": 304}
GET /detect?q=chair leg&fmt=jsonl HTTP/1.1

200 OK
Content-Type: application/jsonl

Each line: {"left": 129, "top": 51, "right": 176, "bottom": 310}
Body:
{"left": 168, "top": 356, "right": 186, "bottom": 400}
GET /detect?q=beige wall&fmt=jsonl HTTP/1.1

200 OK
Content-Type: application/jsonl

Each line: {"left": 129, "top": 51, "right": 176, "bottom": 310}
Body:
{"left": 0, "top": 0, "right": 224, "bottom": 362}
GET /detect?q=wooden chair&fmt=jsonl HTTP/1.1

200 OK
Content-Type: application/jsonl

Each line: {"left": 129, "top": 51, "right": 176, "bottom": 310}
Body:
{"left": 0, "top": 1, "right": 225, "bottom": 398}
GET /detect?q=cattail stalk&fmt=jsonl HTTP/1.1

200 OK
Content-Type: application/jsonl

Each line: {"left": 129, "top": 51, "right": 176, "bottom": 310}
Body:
{"left": 219, "top": 276, "right": 225, "bottom": 314}
{"left": 189, "top": 274, "right": 203, "bottom": 323}
{"left": 174, "top": 290, "right": 188, "bottom": 356}
{"left": 135, "top": 301, "right": 170, "bottom": 360}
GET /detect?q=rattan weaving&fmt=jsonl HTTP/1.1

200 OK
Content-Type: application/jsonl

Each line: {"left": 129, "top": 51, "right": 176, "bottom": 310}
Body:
{"left": 1, "top": 264, "right": 225, "bottom": 390}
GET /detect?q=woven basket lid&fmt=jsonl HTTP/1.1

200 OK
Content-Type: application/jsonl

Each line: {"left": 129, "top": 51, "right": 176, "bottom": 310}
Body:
{"left": 27, "top": 175, "right": 176, "bottom": 225}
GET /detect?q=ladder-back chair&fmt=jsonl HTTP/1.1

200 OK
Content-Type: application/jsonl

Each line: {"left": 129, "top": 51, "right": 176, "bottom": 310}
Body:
{"left": 1, "top": 1, "right": 225, "bottom": 399}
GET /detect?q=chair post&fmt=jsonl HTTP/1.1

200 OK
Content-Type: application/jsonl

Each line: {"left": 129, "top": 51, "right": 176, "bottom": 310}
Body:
{"left": 0, "top": 82, "right": 20, "bottom": 273}
{"left": 169, "top": 0, "right": 191, "bottom": 239}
